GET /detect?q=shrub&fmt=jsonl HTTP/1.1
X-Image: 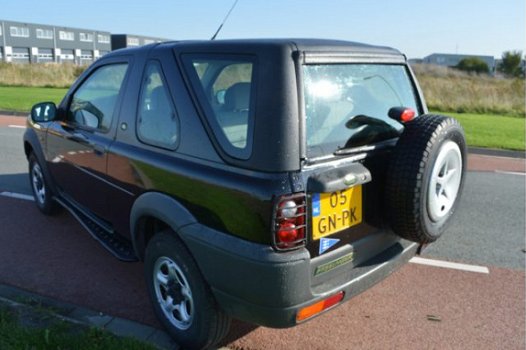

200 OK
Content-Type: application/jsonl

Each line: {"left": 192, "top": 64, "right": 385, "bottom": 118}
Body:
{"left": 455, "top": 57, "right": 490, "bottom": 74}
{"left": 412, "top": 64, "right": 525, "bottom": 117}
{"left": 0, "top": 62, "right": 87, "bottom": 88}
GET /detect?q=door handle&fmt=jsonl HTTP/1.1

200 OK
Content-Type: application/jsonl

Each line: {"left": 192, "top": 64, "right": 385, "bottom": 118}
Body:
{"left": 68, "top": 133, "right": 88, "bottom": 143}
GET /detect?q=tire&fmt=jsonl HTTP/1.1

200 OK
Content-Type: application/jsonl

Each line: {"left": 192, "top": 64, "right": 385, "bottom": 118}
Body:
{"left": 385, "top": 114, "right": 467, "bottom": 243}
{"left": 28, "top": 153, "right": 59, "bottom": 215}
{"left": 144, "top": 230, "right": 231, "bottom": 350}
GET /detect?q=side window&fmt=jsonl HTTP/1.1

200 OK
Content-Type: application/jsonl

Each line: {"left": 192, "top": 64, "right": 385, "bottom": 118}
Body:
{"left": 182, "top": 55, "right": 255, "bottom": 159}
{"left": 137, "top": 61, "right": 179, "bottom": 149}
{"left": 67, "top": 63, "right": 127, "bottom": 131}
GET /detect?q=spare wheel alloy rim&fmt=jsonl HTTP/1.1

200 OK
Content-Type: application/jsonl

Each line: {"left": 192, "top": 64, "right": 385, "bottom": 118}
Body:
{"left": 427, "top": 140, "right": 462, "bottom": 222}
{"left": 153, "top": 256, "right": 194, "bottom": 330}
{"left": 31, "top": 163, "right": 46, "bottom": 204}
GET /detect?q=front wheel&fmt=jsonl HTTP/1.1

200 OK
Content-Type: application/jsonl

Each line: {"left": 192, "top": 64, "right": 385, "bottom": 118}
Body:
{"left": 29, "top": 154, "right": 59, "bottom": 215}
{"left": 385, "top": 114, "right": 467, "bottom": 243}
{"left": 144, "top": 230, "right": 231, "bottom": 350}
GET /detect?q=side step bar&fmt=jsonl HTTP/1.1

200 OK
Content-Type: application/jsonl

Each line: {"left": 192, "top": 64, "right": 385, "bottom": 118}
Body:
{"left": 54, "top": 197, "right": 138, "bottom": 262}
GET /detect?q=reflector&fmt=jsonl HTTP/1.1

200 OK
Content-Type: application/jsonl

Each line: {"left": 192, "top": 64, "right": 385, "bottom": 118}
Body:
{"left": 296, "top": 291, "right": 345, "bottom": 322}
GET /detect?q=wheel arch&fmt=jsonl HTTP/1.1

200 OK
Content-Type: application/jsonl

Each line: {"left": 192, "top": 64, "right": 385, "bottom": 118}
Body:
{"left": 23, "top": 128, "right": 44, "bottom": 161}
{"left": 130, "top": 191, "right": 197, "bottom": 260}
{"left": 23, "top": 128, "right": 60, "bottom": 195}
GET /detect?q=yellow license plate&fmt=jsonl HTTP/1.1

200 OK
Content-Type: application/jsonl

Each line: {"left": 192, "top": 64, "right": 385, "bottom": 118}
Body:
{"left": 311, "top": 186, "right": 362, "bottom": 240}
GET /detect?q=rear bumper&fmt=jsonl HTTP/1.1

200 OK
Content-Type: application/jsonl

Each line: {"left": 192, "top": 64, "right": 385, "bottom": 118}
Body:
{"left": 179, "top": 224, "right": 418, "bottom": 328}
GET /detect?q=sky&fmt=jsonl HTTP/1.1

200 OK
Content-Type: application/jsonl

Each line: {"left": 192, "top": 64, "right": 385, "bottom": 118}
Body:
{"left": 2, "top": 0, "right": 524, "bottom": 59}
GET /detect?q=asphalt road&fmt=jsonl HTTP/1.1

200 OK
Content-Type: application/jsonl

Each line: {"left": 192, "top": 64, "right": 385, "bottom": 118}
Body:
{"left": 2, "top": 122, "right": 524, "bottom": 270}
{"left": 0, "top": 118, "right": 524, "bottom": 349}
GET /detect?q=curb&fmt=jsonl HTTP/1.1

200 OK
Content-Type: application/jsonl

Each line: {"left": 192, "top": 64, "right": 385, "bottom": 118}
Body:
{"left": 0, "top": 283, "right": 179, "bottom": 349}
{"left": 468, "top": 147, "right": 525, "bottom": 159}
{"left": 0, "top": 110, "right": 27, "bottom": 117}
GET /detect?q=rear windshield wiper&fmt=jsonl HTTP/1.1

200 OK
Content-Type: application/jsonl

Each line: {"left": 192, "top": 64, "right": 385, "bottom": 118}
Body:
{"left": 334, "top": 138, "right": 398, "bottom": 156}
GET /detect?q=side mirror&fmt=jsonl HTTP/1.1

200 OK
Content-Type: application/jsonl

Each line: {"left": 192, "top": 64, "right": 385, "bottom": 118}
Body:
{"left": 31, "top": 102, "right": 57, "bottom": 123}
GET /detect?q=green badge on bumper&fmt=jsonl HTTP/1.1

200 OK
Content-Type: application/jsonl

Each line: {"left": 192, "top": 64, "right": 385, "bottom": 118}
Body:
{"left": 315, "top": 252, "right": 354, "bottom": 276}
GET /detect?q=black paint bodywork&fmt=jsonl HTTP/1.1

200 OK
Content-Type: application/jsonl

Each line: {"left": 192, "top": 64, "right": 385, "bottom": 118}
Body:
{"left": 24, "top": 39, "right": 426, "bottom": 327}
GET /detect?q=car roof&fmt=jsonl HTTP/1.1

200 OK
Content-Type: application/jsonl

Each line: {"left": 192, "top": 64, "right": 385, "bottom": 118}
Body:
{"left": 106, "top": 38, "right": 403, "bottom": 59}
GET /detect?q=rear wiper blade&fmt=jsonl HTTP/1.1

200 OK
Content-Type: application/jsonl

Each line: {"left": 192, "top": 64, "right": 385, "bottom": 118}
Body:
{"left": 334, "top": 138, "right": 397, "bottom": 156}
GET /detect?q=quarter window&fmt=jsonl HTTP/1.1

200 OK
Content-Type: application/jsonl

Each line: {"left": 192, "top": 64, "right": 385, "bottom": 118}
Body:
{"left": 137, "top": 61, "right": 179, "bottom": 149}
{"left": 182, "top": 55, "right": 255, "bottom": 159}
{"left": 67, "top": 64, "right": 128, "bottom": 131}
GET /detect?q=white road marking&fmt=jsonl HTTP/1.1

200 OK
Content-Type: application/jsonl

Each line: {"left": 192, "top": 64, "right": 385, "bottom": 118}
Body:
{"left": 0, "top": 191, "right": 35, "bottom": 201}
{"left": 410, "top": 256, "right": 489, "bottom": 274}
{"left": 8, "top": 125, "right": 26, "bottom": 129}
{"left": 495, "top": 170, "right": 526, "bottom": 176}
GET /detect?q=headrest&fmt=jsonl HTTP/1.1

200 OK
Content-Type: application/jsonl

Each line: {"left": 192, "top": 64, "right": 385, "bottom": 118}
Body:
{"left": 224, "top": 82, "right": 251, "bottom": 111}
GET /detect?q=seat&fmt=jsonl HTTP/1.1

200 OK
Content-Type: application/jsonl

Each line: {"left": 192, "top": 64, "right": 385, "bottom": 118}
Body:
{"left": 216, "top": 82, "right": 251, "bottom": 148}
{"left": 139, "top": 86, "right": 177, "bottom": 146}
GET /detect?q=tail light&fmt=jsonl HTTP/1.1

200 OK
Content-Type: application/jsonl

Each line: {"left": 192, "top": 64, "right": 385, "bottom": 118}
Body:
{"left": 272, "top": 193, "right": 307, "bottom": 250}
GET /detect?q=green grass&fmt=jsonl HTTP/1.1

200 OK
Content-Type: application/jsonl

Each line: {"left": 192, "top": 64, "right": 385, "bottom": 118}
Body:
{"left": 0, "top": 306, "right": 156, "bottom": 350}
{"left": 440, "top": 112, "right": 525, "bottom": 151}
{"left": 0, "top": 86, "right": 68, "bottom": 113}
{"left": 0, "top": 85, "right": 523, "bottom": 151}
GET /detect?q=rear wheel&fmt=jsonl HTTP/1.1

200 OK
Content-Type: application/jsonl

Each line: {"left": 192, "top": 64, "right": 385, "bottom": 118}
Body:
{"left": 386, "top": 114, "right": 467, "bottom": 243}
{"left": 145, "top": 230, "right": 231, "bottom": 350}
{"left": 29, "top": 154, "right": 59, "bottom": 215}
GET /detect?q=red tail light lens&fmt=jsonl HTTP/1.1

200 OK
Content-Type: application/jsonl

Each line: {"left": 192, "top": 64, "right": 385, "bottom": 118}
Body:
{"left": 400, "top": 108, "right": 416, "bottom": 122}
{"left": 273, "top": 193, "right": 306, "bottom": 250}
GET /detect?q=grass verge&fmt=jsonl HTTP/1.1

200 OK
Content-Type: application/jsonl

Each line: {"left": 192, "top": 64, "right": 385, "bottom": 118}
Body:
{"left": 413, "top": 64, "right": 525, "bottom": 117}
{"left": 0, "top": 86, "right": 523, "bottom": 151}
{"left": 439, "top": 112, "right": 525, "bottom": 151}
{"left": 0, "top": 305, "right": 156, "bottom": 350}
{"left": 0, "top": 86, "right": 68, "bottom": 113}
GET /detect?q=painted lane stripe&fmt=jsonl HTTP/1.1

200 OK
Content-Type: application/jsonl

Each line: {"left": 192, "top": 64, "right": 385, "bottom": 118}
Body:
{"left": 8, "top": 125, "right": 26, "bottom": 129}
{"left": 410, "top": 256, "right": 489, "bottom": 274}
{"left": 0, "top": 191, "right": 35, "bottom": 201}
{"left": 495, "top": 170, "right": 526, "bottom": 176}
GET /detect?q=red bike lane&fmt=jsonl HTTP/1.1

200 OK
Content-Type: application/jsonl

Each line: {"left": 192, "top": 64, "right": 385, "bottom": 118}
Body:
{"left": 0, "top": 115, "right": 524, "bottom": 349}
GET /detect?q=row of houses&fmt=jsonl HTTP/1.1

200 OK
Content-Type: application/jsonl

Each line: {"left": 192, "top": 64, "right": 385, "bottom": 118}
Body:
{"left": 0, "top": 19, "right": 168, "bottom": 65}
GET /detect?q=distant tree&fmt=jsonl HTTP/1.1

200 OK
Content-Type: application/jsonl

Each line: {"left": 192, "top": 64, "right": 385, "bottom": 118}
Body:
{"left": 498, "top": 51, "right": 524, "bottom": 78}
{"left": 455, "top": 57, "right": 490, "bottom": 74}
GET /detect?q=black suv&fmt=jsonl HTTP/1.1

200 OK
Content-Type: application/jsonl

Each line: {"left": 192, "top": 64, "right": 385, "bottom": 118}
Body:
{"left": 24, "top": 39, "right": 466, "bottom": 349}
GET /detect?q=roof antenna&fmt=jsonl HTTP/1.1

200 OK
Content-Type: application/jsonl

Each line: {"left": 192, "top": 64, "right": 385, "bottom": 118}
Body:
{"left": 211, "top": 0, "right": 239, "bottom": 40}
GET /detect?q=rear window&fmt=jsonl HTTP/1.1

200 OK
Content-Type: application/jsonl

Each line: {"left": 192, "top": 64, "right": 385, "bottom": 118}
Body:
{"left": 182, "top": 55, "right": 255, "bottom": 159}
{"left": 303, "top": 64, "right": 420, "bottom": 158}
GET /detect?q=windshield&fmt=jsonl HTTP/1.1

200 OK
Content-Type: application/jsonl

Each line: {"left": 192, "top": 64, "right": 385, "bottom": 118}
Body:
{"left": 303, "top": 64, "right": 420, "bottom": 158}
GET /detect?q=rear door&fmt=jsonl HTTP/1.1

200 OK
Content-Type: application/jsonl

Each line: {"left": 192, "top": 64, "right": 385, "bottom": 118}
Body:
{"left": 299, "top": 54, "right": 424, "bottom": 260}
{"left": 46, "top": 57, "right": 131, "bottom": 219}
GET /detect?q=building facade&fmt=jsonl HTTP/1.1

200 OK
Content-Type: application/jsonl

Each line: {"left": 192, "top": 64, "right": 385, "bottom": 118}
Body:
{"left": 423, "top": 53, "right": 495, "bottom": 71}
{"left": 0, "top": 19, "right": 111, "bottom": 64}
{"left": 110, "top": 34, "right": 168, "bottom": 50}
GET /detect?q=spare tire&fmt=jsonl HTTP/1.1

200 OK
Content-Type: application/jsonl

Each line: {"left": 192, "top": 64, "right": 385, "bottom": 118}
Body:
{"left": 386, "top": 114, "right": 467, "bottom": 243}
